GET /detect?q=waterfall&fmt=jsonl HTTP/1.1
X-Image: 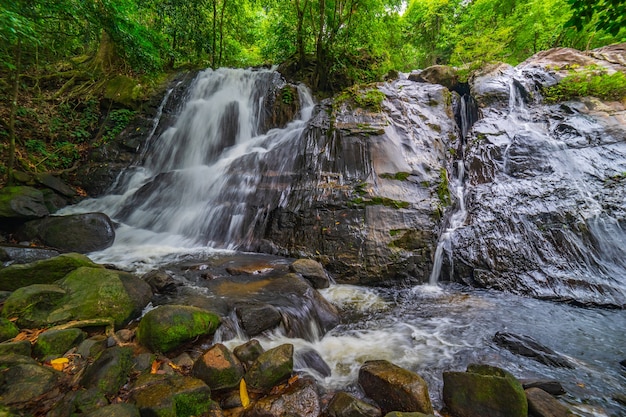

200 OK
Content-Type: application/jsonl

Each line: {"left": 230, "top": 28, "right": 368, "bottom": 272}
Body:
{"left": 63, "top": 68, "right": 315, "bottom": 267}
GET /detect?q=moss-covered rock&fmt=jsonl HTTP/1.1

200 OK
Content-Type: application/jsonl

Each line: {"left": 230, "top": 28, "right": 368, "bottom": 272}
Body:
{"left": 84, "top": 403, "right": 141, "bottom": 417}
{"left": 0, "top": 341, "right": 31, "bottom": 356}
{"left": 105, "top": 75, "right": 144, "bottom": 108}
{"left": 358, "top": 360, "right": 433, "bottom": 415}
{"left": 243, "top": 375, "right": 320, "bottom": 417}
{"left": 0, "top": 186, "right": 49, "bottom": 220}
{"left": 0, "top": 354, "right": 60, "bottom": 406}
{"left": 80, "top": 346, "right": 134, "bottom": 396}
{"left": 33, "top": 328, "right": 86, "bottom": 359}
{"left": 0, "top": 318, "right": 19, "bottom": 342}
{"left": 130, "top": 373, "right": 215, "bottom": 417}
{"left": 326, "top": 391, "right": 382, "bottom": 417}
{"left": 0, "top": 253, "right": 98, "bottom": 291}
{"left": 1, "top": 284, "right": 66, "bottom": 328}
{"left": 244, "top": 343, "right": 293, "bottom": 392}
{"left": 192, "top": 343, "right": 244, "bottom": 390}
{"left": 442, "top": 364, "right": 527, "bottom": 417}
{"left": 234, "top": 339, "right": 265, "bottom": 368}
{"left": 136, "top": 305, "right": 221, "bottom": 353}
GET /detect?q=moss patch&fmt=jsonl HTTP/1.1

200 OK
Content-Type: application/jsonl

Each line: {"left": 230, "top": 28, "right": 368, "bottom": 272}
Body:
{"left": 380, "top": 172, "right": 411, "bottom": 181}
{"left": 543, "top": 66, "right": 626, "bottom": 103}
{"left": 351, "top": 196, "right": 410, "bottom": 209}
{"left": 437, "top": 168, "right": 451, "bottom": 207}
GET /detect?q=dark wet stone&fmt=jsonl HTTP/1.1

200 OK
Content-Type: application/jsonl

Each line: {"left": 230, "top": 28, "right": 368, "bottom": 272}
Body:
{"left": 34, "top": 173, "right": 77, "bottom": 198}
{"left": 244, "top": 343, "right": 293, "bottom": 392}
{"left": 521, "top": 379, "right": 566, "bottom": 396}
{"left": 80, "top": 346, "right": 134, "bottom": 395}
{"left": 0, "top": 354, "right": 60, "bottom": 405}
{"left": 16, "top": 212, "right": 115, "bottom": 253}
{"left": 410, "top": 65, "right": 459, "bottom": 90}
{"left": 494, "top": 332, "right": 573, "bottom": 368}
{"left": 84, "top": 404, "right": 141, "bottom": 417}
{"left": 296, "top": 348, "right": 332, "bottom": 378}
{"left": 326, "top": 391, "right": 382, "bottom": 417}
{"left": 289, "top": 258, "right": 330, "bottom": 289}
{"left": 0, "top": 186, "right": 49, "bottom": 220}
{"left": 243, "top": 376, "right": 320, "bottom": 417}
{"left": 0, "top": 317, "right": 19, "bottom": 342}
{"left": 442, "top": 364, "right": 527, "bottom": 417}
{"left": 235, "top": 302, "right": 282, "bottom": 336}
{"left": 142, "top": 269, "right": 176, "bottom": 293}
{"left": 0, "top": 245, "right": 60, "bottom": 264}
{"left": 0, "top": 340, "right": 31, "bottom": 356}
{"left": 76, "top": 335, "right": 108, "bottom": 360}
{"left": 620, "top": 359, "right": 626, "bottom": 369}
{"left": 192, "top": 343, "right": 244, "bottom": 391}
{"left": 234, "top": 339, "right": 265, "bottom": 368}
{"left": 525, "top": 387, "right": 572, "bottom": 417}
{"left": 358, "top": 360, "right": 433, "bottom": 415}
{"left": 384, "top": 413, "right": 436, "bottom": 417}
{"left": 33, "top": 328, "right": 86, "bottom": 359}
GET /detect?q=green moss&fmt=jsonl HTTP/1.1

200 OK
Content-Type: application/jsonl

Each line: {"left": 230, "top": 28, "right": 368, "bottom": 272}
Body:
{"left": 380, "top": 172, "right": 411, "bottom": 181}
{"left": 350, "top": 196, "right": 410, "bottom": 209}
{"left": 543, "top": 66, "right": 626, "bottom": 103}
{"left": 437, "top": 168, "right": 451, "bottom": 207}
{"left": 334, "top": 84, "right": 385, "bottom": 112}
{"left": 174, "top": 393, "right": 215, "bottom": 417}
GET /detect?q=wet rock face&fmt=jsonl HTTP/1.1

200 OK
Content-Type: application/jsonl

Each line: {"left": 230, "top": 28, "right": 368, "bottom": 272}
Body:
{"left": 449, "top": 46, "right": 626, "bottom": 307}
{"left": 265, "top": 79, "right": 458, "bottom": 284}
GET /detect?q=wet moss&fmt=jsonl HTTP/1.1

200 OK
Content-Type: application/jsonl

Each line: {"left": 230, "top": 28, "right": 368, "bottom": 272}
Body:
{"left": 380, "top": 172, "right": 411, "bottom": 181}
{"left": 350, "top": 197, "right": 410, "bottom": 209}
{"left": 437, "top": 168, "right": 451, "bottom": 207}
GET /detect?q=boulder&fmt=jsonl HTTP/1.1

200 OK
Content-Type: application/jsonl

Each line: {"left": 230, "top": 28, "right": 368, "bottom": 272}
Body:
{"left": 469, "top": 63, "right": 516, "bottom": 107}
{"left": 136, "top": 305, "right": 221, "bottom": 353}
{"left": 525, "top": 387, "right": 572, "bottom": 417}
{"left": 243, "top": 376, "right": 320, "bottom": 417}
{"left": 235, "top": 302, "right": 282, "bottom": 336}
{"left": 0, "top": 340, "right": 31, "bottom": 356}
{"left": 521, "top": 379, "right": 566, "bottom": 396}
{"left": 410, "top": 65, "right": 459, "bottom": 90}
{"left": 2, "top": 267, "right": 151, "bottom": 328}
{"left": 76, "top": 335, "right": 108, "bottom": 360}
{"left": 494, "top": 332, "right": 573, "bottom": 368}
{"left": 33, "top": 328, "right": 86, "bottom": 359}
{"left": 244, "top": 343, "right": 294, "bottom": 392}
{"left": 0, "top": 317, "right": 19, "bottom": 342}
{"left": 192, "top": 343, "right": 244, "bottom": 390}
{"left": 0, "top": 186, "right": 49, "bottom": 220}
{"left": 234, "top": 339, "right": 265, "bottom": 368}
{"left": 358, "top": 360, "right": 433, "bottom": 415}
{"left": 325, "top": 391, "right": 382, "bottom": 417}
{"left": 129, "top": 373, "right": 216, "bottom": 417}
{"left": 296, "top": 348, "right": 332, "bottom": 378}
{"left": 0, "top": 354, "right": 60, "bottom": 405}
{"left": 80, "top": 346, "right": 134, "bottom": 395}
{"left": 142, "top": 269, "right": 176, "bottom": 293}
{"left": 34, "top": 173, "right": 77, "bottom": 198}
{"left": 84, "top": 404, "right": 141, "bottom": 417}
{"left": 289, "top": 259, "right": 330, "bottom": 289}
{"left": 16, "top": 212, "right": 116, "bottom": 253}
{"left": 0, "top": 245, "right": 60, "bottom": 264}
{"left": 442, "top": 364, "right": 527, "bottom": 417}
{"left": 0, "top": 252, "right": 98, "bottom": 291}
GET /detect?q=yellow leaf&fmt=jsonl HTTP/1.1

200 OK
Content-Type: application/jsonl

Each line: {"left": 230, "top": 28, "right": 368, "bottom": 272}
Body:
{"left": 50, "top": 357, "right": 69, "bottom": 371}
{"left": 240, "top": 378, "right": 250, "bottom": 408}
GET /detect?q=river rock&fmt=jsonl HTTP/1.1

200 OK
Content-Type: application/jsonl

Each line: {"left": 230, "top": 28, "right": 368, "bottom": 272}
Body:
{"left": 0, "top": 245, "right": 60, "bottom": 264}
{"left": 410, "top": 65, "right": 459, "bottom": 90}
{"left": 0, "top": 340, "right": 31, "bottom": 356}
{"left": 129, "top": 373, "right": 216, "bottom": 417}
{"left": 0, "top": 252, "right": 98, "bottom": 291}
{"left": 244, "top": 343, "right": 294, "bottom": 392}
{"left": 442, "top": 364, "right": 527, "bottom": 417}
{"left": 2, "top": 267, "right": 151, "bottom": 328}
{"left": 84, "top": 403, "right": 141, "bottom": 417}
{"left": 234, "top": 339, "right": 265, "bottom": 368}
{"left": 521, "top": 379, "right": 566, "bottom": 396}
{"left": 243, "top": 376, "right": 320, "bottom": 417}
{"left": 142, "top": 269, "right": 176, "bottom": 293}
{"left": 358, "top": 360, "right": 433, "bottom": 414}
{"left": 0, "top": 186, "right": 49, "bottom": 220}
{"left": 325, "top": 391, "right": 382, "bottom": 417}
{"left": 0, "top": 354, "right": 60, "bottom": 405}
{"left": 33, "top": 328, "right": 86, "bottom": 359}
{"left": 77, "top": 335, "right": 108, "bottom": 360}
{"left": 296, "top": 348, "right": 332, "bottom": 378}
{"left": 494, "top": 332, "right": 573, "bottom": 368}
{"left": 469, "top": 63, "right": 516, "bottom": 107}
{"left": 16, "top": 212, "right": 116, "bottom": 253}
{"left": 34, "top": 173, "right": 77, "bottom": 198}
{"left": 235, "top": 302, "right": 282, "bottom": 336}
{"left": 136, "top": 305, "right": 221, "bottom": 353}
{"left": 525, "top": 387, "right": 572, "bottom": 417}
{"left": 289, "top": 258, "right": 330, "bottom": 289}
{"left": 192, "top": 343, "right": 244, "bottom": 390}
{"left": 80, "top": 346, "right": 134, "bottom": 395}
{"left": 0, "top": 317, "right": 19, "bottom": 342}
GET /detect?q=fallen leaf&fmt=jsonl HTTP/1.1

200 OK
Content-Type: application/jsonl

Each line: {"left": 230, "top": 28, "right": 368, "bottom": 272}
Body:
{"left": 240, "top": 378, "right": 250, "bottom": 408}
{"left": 50, "top": 357, "right": 69, "bottom": 371}
{"left": 151, "top": 360, "right": 162, "bottom": 374}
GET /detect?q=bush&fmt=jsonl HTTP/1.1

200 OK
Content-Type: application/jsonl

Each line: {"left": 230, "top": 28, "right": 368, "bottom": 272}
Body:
{"left": 543, "top": 67, "right": 626, "bottom": 103}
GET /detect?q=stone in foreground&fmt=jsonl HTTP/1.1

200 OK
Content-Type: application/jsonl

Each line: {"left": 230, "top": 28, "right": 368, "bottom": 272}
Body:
{"left": 525, "top": 387, "right": 572, "bottom": 417}
{"left": 326, "top": 391, "right": 382, "bottom": 417}
{"left": 192, "top": 343, "right": 244, "bottom": 390}
{"left": 244, "top": 343, "right": 293, "bottom": 392}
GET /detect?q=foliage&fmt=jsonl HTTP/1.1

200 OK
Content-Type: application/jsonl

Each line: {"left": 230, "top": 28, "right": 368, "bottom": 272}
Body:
{"left": 102, "top": 109, "right": 136, "bottom": 144}
{"left": 567, "top": 0, "right": 626, "bottom": 36}
{"left": 543, "top": 67, "right": 626, "bottom": 102}
{"left": 336, "top": 86, "right": 386, "bottom": 112}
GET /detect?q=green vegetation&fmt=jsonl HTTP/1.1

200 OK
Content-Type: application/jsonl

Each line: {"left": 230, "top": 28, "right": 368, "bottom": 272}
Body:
{"left": 336, "top": 86, "right": 386, "bottom": 112}
{"left": 381, "top": 172, "right": 411, "bottom": 181}
{"left": 437, "top": 168, "right": 451, "bottom": 207}
{"left": 351, "top": 196, "right": 410, "bottom": 209}
{"left": 543, "top": 67, "right": 626, "bottom": 103}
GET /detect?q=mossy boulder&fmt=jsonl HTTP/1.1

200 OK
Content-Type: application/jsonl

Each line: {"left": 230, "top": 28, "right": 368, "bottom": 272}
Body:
{"left": 2, "top": 267, "right": 152, "bottom": 328}
{"left": 243, "top": 376, "right": 320, "bottom": 417}
{"left": 0, "top": 318, "right": 19, "bottom": 342}
{"left": 129, "top": 373, "right": 215, "bottom": 417}
{"left": 16, "top": 213, "right": 116, "bottom": 253}
{"left": 136, "top": 305, "right": 221, "bottom": 353}
{"left": 105, "top": 75, "right": 143, "bottom": 108}
{"left": 84, "top": 404, "right": 141, "bottom": 417}
{"left": 358, "top": 360, "right": 433, "bottom": 415}
{"left": 0, "top": 186, "right": 49, "bottom": 220}
{"left": 33, "top": 328, "right": 86, "bottom": 359}
{"left": 0, "top": 354, "right": 60, "bottom": 406}
{"left": 409, "top": 65, "right": 459, "bottom": 90}
{"left": 244, "top": 343, "right": 293, "bottom": 392}
{"left": 233, "top": 339, "right": 265, "bottom": 367}
{"left": 442, "top": 364, "right": 527, "bottom": 417}
{"left": 0, "top": 253, "right": 98, "bottom": 291}
{"left": 0, "top": 341, "right": 31, "bottom": 356}
{"left": 192, "top": 343, "right": 244, "bottom": 391}
{"left": 80, "top": 346, "right": 134, "bottom": 396}
{"left": 326, "top": 391, "right": 382, "bottom": 417}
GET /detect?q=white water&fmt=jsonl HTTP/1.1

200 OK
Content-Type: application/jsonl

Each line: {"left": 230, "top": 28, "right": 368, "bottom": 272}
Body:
{"left": 62, "top": 68, "right": 315, "bottom": 271}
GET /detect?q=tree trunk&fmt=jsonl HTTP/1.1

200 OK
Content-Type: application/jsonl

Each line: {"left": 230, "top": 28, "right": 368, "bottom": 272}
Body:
{"left": 296, "top": 0, "right": 307, "bottom": 71}
{"left": 7, "top": 39, "right": 22, "bottom": 186}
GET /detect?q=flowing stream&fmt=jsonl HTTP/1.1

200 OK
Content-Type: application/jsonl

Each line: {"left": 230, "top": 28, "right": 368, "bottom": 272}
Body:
{"left": 63, "top": 68, "right": 626, "bottom": 416}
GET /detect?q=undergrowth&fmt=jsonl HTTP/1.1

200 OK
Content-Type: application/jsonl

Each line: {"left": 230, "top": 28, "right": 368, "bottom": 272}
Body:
{"left": 543, "top": 66, "right": 626, "bottom": 103}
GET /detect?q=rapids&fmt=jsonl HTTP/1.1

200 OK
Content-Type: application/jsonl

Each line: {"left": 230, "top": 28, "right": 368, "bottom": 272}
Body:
{"left": 62, "top": 64, "right": 626, "bottom": 416}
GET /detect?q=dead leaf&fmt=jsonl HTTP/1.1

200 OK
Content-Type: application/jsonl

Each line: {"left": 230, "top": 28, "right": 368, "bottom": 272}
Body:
{"left": 240, "top": 378, "right": 250, "bottom": 408}
{"left": 49, "top": 357, "right": 69, "bottom": 371}
{"left": 150, "top": 360, "right": 161, "bottom": 374}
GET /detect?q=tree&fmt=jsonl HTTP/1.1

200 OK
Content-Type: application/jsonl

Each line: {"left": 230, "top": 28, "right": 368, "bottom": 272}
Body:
{"left": 567, "top": 0, "right": 626, "bottom": 36}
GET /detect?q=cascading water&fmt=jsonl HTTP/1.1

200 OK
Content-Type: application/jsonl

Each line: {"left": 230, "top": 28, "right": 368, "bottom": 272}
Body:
{"left": 65, "top": 68, "right": 315, "bottom": 267}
